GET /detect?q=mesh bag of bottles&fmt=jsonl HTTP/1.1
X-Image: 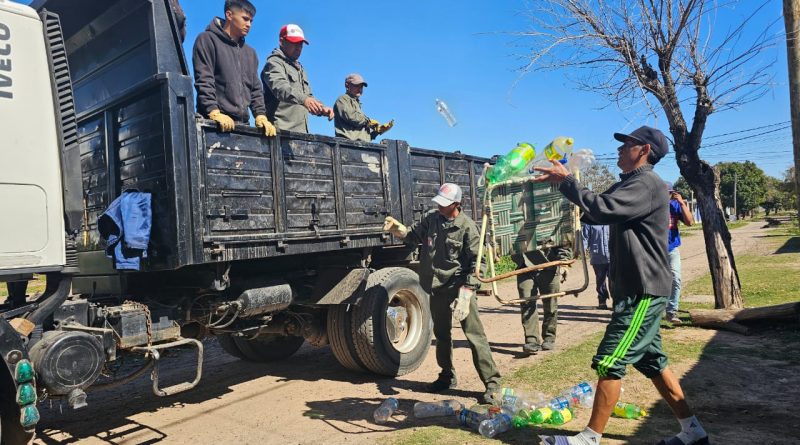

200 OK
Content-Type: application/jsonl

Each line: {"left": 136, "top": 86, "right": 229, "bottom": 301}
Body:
{"left": 487, "top": 181, "right": 575, "bottom": 257}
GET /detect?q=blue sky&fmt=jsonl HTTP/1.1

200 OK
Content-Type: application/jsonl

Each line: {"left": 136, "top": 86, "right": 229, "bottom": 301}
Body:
{"left": 29, "top": 0, "right": 795, "bottom": 183}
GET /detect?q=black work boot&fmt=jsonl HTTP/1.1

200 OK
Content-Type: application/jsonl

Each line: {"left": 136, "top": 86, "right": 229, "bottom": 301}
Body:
{"left": 426, "top": 374, "right": 457, "bottom": 393}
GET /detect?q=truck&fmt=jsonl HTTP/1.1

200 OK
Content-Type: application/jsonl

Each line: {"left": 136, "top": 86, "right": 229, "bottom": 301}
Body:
{"left": 0, "top": 0, "right": 491, "bottom": 442}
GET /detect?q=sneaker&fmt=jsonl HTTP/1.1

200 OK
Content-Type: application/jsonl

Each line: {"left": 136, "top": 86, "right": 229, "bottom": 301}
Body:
{"left": 541, "top": 340, "right": 555, "bottom": 351}
{"left": 426, "top": 375, "right": 457, "bottom": 393}
{"left": 655, "top": 436, "right": 710, "bottom": 445}
{"left": 522, "top": 342, "right": 541, "bottom": 355}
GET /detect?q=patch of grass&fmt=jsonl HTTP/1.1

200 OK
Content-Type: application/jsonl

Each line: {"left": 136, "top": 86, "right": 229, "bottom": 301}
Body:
{"left": 684, "top": 229, "right": 800, "bottom": 308}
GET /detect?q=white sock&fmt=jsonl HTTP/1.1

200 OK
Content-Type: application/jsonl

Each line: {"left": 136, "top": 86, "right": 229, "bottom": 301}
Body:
{"left": 568, "top": 427, "right": 602, "bottom": 445}
{"left": 675, "top": 416, "right": 707, "bottom": 443}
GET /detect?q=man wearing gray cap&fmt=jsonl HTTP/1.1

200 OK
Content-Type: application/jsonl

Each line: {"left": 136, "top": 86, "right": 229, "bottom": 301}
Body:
{"left": 383, "top": 183, "right": 501, "bottom": 404}
{"left": 333, "top": 73, "right": 393, "bottom": 142}
{"left": 534, "top": 126, "right": 708, "bottom": 445}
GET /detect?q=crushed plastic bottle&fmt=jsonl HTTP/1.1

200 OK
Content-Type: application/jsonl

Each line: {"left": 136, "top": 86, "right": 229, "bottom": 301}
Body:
{"left": 458, "top": 405, "right": 492, "bottom": 430}
{"left": 373, "top": 397, "right": 399, "bottom": 424}
{"left": 492, "top": 388, "right": 546, "bottom": 413}
{"left": 547, "top": 407, "right": 574, "bottom": 426}
{"left": 559, "top": 381, "right": 594, "bottom": 408}
{"left": 528, "top": 406, "right": 553, "bottom": 424}
{"left": 478, "top": 412, "right": 513, "bottom": 438}
{"left": 413, "top": 400, "right": 463, "bottom": 418}
{"left": 568, "top": 148, "right": 596, "bottom": 172}
{"left": 485, "top": 143, "right": 536, "bottom": 184}
{"left": 435, "top": 98, "right": 457, "bottom": 127}
{"left": 612, "top": 401, "right": 647, "bottom": 419}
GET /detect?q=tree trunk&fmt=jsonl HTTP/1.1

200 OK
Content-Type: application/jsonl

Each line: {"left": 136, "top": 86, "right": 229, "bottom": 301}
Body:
{"left": 784, "top": 0, "right": 800, "bottom": 223}
{"left": 684, "top": 163, "right": 744, "bottom": 309}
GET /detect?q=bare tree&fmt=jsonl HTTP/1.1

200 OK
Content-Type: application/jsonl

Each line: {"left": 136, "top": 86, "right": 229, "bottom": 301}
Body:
{"left": 518, "top": 0, "right": 779, "bottom": 308}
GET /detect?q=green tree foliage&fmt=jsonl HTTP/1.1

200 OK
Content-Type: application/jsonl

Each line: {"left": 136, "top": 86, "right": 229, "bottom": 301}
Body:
{"left": 761, "top": 176, "right": 784, "bottom": 216}
{"left": 673, "top": 176, "right": 692, "bottom": 199}
{"left": 579, "top": 162, "right": 617, "bottom": 193}
{"left": 780, "top": 166, "right": 798, "bottom": 211}
{"left": 717, "top": 161, "right": 767, "bottom": 218}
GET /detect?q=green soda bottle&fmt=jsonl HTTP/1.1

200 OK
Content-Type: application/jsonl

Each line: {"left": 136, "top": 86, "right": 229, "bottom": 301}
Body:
{"left": 612, "top": 402, "right": 647, "bottom": 419}
{"left": 512, "top": 410, "right": 530, "bottom": 428}
{"left": 547, "top": 407, "right": 574, "bottom": 426}
{"left": 486, "top": 143, "right": 536, "bottom": 184}
{"left": 528, "top": 406, "right": 553, "bottom": 424}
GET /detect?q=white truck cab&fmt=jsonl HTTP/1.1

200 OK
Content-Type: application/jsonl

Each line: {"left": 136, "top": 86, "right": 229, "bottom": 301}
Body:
{"left": 0, "top": 0, "right": 66, "bottom": 276}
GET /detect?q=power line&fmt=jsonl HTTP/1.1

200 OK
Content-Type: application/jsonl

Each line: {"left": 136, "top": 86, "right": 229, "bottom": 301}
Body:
{"left": 703, "top": 121, "right": 790, "bottom": 139}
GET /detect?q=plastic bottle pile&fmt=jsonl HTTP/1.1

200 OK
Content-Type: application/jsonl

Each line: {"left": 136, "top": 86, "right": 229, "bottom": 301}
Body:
{"left": 372, "top": 381, "right": 646, "bottom": 438}
{"left": 484, "top": 137, "right": 596, "bottom": 184}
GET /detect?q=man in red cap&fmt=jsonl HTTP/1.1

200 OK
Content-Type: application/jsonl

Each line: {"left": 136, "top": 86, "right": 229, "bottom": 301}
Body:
{"left": 261, "top": 24, "right": 333, "bottom": 133}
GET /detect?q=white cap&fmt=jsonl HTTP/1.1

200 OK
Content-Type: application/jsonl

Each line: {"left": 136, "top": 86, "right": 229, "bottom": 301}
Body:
{"left": 280, "top": 24, "right": 309, "bottom": 44}
{"left": 432, "top": 183, "right": 463, "bottom": 207}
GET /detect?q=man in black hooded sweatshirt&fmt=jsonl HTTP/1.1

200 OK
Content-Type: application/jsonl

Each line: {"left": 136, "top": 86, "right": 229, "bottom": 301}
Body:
{"left": 192, "top": 0, "right": 276, "bottom": 137}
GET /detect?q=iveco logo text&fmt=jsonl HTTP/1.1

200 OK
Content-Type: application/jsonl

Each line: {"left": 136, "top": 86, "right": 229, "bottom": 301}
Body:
{"left": 0, "top": 22, "right": 11, "bottom": 99}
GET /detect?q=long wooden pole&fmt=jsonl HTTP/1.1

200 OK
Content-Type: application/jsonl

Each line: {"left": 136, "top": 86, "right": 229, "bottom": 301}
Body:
{"left": 784, "top": 0, "right": 800, "bottom": 223}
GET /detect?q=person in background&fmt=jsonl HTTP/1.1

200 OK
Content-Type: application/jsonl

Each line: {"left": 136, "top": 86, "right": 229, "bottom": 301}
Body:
{"left": 383, "top": 184, "right": 502, "bottom": 404}
{"left": 534, "top": 126, "right": 709, "bottom": 445}
{"left": 261, "top": 24, "right": 333, "bottom": 133}
{"left": 333, "top": 73, "right": 393, "bottom": 141}
{"left": 582, "top": 221, "right": 611, "bottom": 309}
{"left": 192, "top": 0, "right": 276, "bottom": 137}
{"left": 665, "top": 182, "right": 694, "bottom": 324}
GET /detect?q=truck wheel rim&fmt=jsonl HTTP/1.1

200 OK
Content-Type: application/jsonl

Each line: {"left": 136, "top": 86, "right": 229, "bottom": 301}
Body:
{"left": 385, "top": 288, "right": 422, "bottom": 353}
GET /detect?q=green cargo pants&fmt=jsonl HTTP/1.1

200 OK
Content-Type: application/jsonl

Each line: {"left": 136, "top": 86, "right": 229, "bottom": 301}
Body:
{"left": 430, "top": 286, "right": 501, "bottom": 388}
{"left": 592, "top": 294, "right": 669, "bottom": 379}
{"left": 516, "top": 263, "right": 560, "bottom": 346}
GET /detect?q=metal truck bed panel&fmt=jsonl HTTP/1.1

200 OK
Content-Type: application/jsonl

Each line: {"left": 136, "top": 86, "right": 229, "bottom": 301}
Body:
{"left": 34, "top": 0, "right": 490, "bottom": 273}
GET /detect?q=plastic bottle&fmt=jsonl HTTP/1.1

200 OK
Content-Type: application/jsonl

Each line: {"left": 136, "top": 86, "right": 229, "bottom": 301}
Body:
{"left": 458, "top": 406, "right": 492, "bottom": 430}
{"left": 435, "top": 99, "right": 457, "bottom": 127}
{"left": 413, "top": 400, "right": 463, "bottom": 418}
{"left": 528, "top": 406, "right": 553, "bottom": 424}
{"left": 612, "top": 402, "right": 647, "bottom": 419}
{"left": 485, "top": 143, "right": 536, "bottom": 184}
{"left": 478, "top": 412, "right": 513, "bottom": 438}
{"left": 560, "top": 381, "right": 594, "bottom": 408}
{"left": 548, "top": 407, "right": 574, "bottom": 426}
{"left": 373, "top": 397, "right": 399, "bottom": 424}
{"left": 512, "top": 411, "right": 530, "bottom": 428}
{"left": 549, "top": 394, "right": 573, "bottom": 410}
{"left": 496, "top": 390, "right": 546, "bottom": 413}
{"left": 543, "top": 136, "right": 575, "bottom": 162}
{"left": 568, "top": 148, "right": 596, "bottom": 172}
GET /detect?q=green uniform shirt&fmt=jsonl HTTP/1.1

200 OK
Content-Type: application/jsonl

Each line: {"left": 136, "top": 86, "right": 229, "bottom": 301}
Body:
{"left": 333, "top": 93, "right": 373, "bottom": 142}
{"left": 261, "top": 48, "right": 312, "bottom": 133}
{"left": 405, "top": 210, "right": 481, "bottom": 292}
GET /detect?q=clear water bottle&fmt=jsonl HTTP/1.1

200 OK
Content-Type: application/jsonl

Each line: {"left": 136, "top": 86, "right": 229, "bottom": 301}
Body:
{"left": 435, "top": 98, "right": 457, "bottom": 127}
{"left": 478, "top": 412, "right": 513, "bottom": 438}
{"left": 612, "top": 401, "right": 647, "bottom": 419}
{"left": 549, "top": 394, "right": 573, "bottom": 410}
{"left": 373, "top": 397, "right": 399, "bottom": 424}
{"left": 560, "top": 381, "right": 594, "bottom": 408}
{"left": 413, "top": 400, "right": 463, "bottom": 418}
{"left": 568, "top": 148, "right": 595, "bottom": 172}
{"left": 458, "top": 406, "right": 491, "bottom": 430}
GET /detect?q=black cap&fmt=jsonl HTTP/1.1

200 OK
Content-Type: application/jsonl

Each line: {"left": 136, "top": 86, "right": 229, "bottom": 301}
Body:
{"left": 614, "top": 126, "right": 669, "bottom": 161}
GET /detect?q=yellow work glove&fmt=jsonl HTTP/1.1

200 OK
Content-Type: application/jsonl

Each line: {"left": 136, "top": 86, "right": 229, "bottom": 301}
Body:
{"left": 368, "top": 119, "right": 381, "bottom": 130}
{"left": 383, "top": 216, "right": 408, "bottom": 238}
{"left": 377, "top": 120, "right": 394, "bottom": 135}
{"left": 208, "top": 109, "right": 235, "bottom": 132}
{"left": 255, "top": 115, "right": 277, "bottom": 137}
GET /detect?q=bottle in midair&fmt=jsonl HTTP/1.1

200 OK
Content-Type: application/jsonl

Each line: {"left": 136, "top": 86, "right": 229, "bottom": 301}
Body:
{"left": 435, "top": 98, "right": 457, "bottom": 127}
{"left": 485, "top": 142, "right": 536, "bottom": 184}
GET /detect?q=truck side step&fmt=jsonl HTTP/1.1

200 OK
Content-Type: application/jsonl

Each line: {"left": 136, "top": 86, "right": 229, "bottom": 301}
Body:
{"left": 132, "top": 338, "right": 203, "bottom": 397}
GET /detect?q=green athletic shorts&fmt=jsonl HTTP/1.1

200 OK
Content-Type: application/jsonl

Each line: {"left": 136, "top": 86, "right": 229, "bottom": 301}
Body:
{"left": 592, "top": 294, "right": 669, "bottom": 379}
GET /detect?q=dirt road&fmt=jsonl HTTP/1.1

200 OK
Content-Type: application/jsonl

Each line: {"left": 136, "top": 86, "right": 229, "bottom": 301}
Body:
{"left": 34, "top": 222, "right": 765, "bottom": 445}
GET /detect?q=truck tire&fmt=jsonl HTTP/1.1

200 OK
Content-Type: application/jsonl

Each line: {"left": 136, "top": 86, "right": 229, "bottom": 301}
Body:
{"left": 232, "top": 334, "right": 305, "bottom": 362}
{"left": 326, "top": 305, "right": 368, "bottom": 372}
{"left": 216, "top": 334, "right": 247, "bottom": 360}
{"left": 350, "top": 267, "right": 432, "bottom": 376}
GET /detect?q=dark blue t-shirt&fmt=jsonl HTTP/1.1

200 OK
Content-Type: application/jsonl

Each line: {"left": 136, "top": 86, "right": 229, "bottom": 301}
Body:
{"left": 668, "top": 200, "right": 682, "bottom": 252}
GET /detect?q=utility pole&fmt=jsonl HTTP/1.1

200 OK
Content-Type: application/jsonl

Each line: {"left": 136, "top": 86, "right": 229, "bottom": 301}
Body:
{"left": 784, "top": 0, "right": 800, "bottom": 223}
{"left": 734, "top": 171, "right": 738, "bottom": 220}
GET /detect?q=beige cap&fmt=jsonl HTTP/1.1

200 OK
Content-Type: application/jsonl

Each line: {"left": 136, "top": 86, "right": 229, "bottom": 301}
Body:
{"left": 345, "top": 73, "right": 368, "bottom": 87}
